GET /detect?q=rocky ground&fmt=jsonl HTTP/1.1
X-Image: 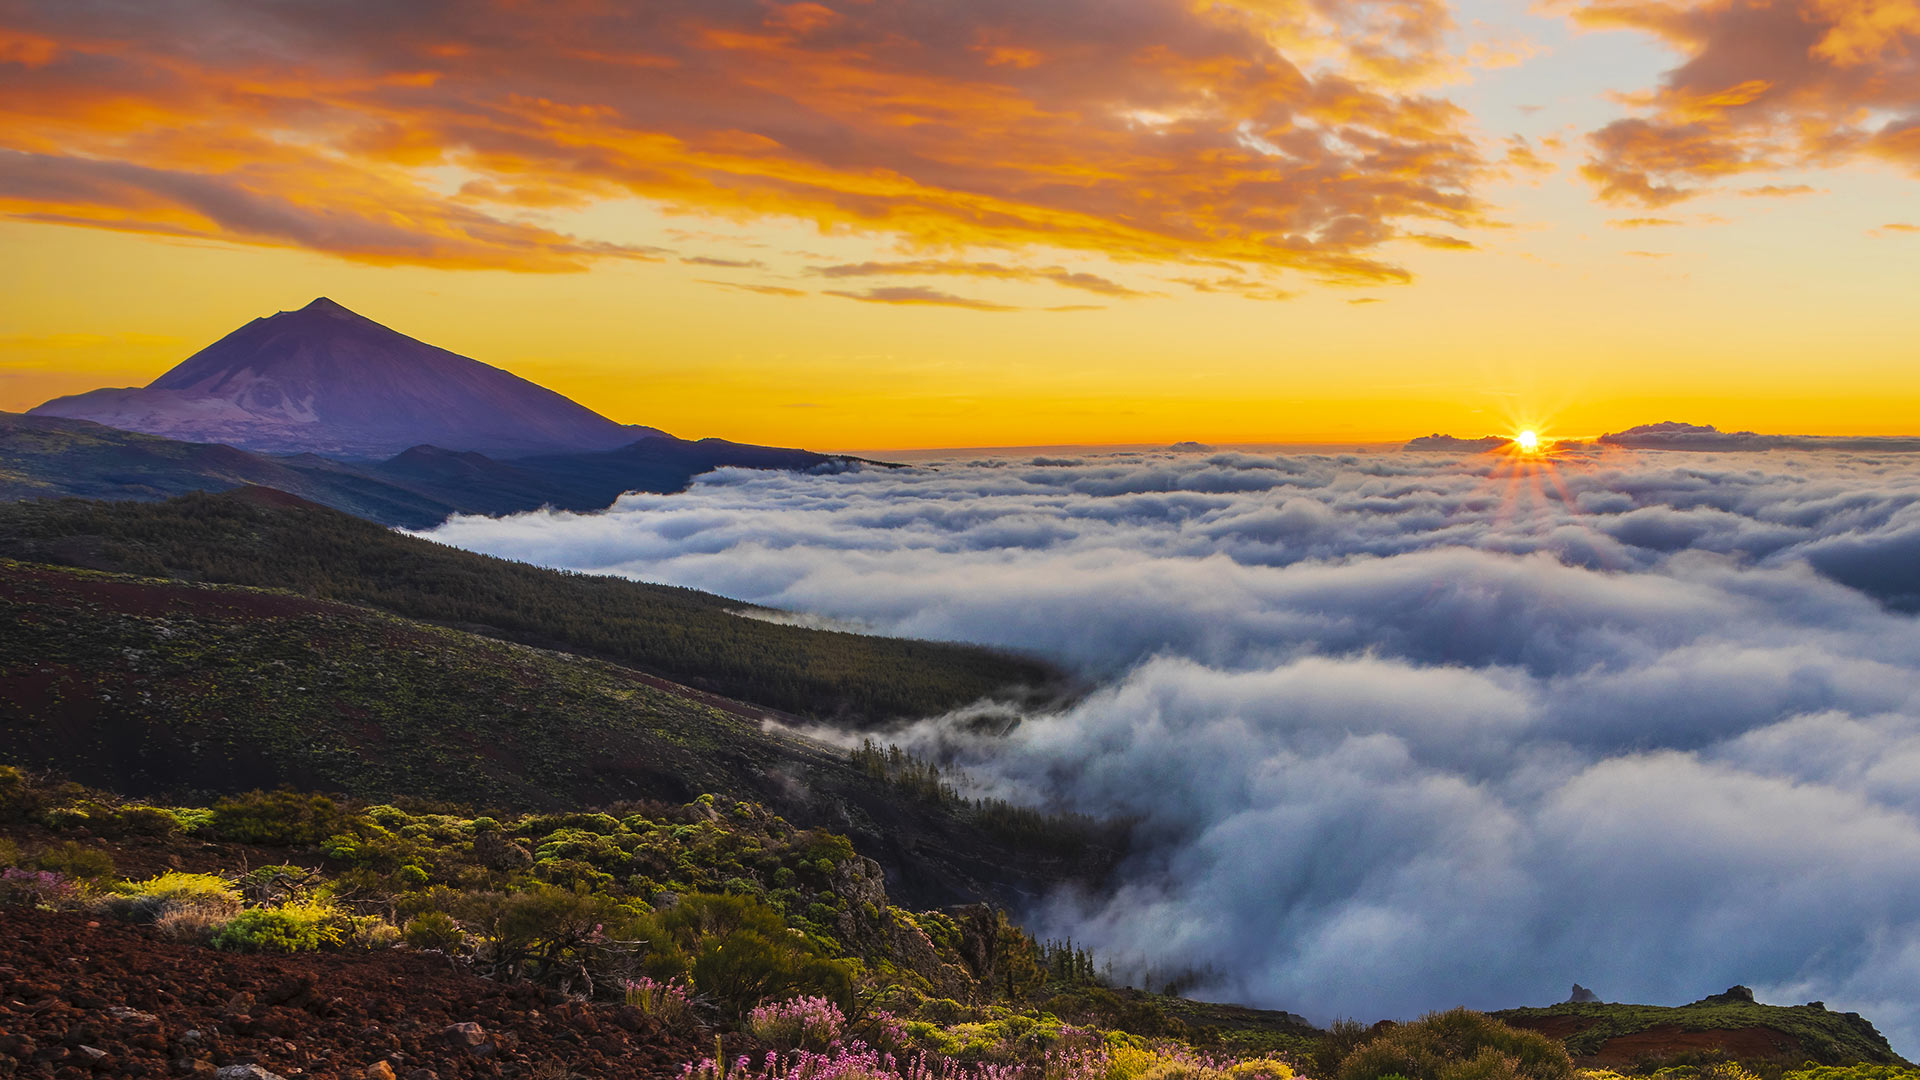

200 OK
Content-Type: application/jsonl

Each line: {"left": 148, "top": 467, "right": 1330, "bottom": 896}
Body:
{"left": 0, "top": 908, "right": 698, "bottom": 1080}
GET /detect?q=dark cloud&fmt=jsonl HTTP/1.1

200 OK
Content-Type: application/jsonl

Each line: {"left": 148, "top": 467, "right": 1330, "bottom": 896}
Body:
{"left": 424, "top": 448, "right": 1920, "bottom": 1051}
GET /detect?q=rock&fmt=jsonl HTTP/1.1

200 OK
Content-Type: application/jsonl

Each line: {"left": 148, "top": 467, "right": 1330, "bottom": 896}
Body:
{"left": 76, "top": 1045, "right": 109, "bottom": 1063}
{"left": 173, "top": 1059, "right": 219, "bottom": 1078}
{"left": 1568, "top": 984, "right": 1600, "bottom": 1004}
{"left": 1698, "top": 985, "right": 1757, "bottom": 1005}
{"left": 224, "top": 991, "right": 256, "bottom": 1017}
{"left": 108, "top": 1005, "right": 162, "bottom": 1023}
{"left": 442, "top": 1022, "right": 491, "bottom": 1054}
{"left": 363, "top": 1063, "right": 397, "bottom": 1080}
{"left": 216, "top": 1067, "right": 288, "bottom": 1080}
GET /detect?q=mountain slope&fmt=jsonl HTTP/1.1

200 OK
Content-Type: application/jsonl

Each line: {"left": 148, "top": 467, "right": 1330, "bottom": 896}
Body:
{"left": 0, "top": 411, "right": 867, "bottom": 528}
{"left": 0, "top": 558, "right": 1119, "bottom": 908}
{"left": 0, "top": 490, "right": 1068, "bottom": 724}
{"left": 0, "top": 411, "right": 460, "bottom": 525}
{"left": 29, "top": 297, "right": 662, "bottom": 458}
{"left": 1496, "top": 990, "right": 1904, "bottom": 1067}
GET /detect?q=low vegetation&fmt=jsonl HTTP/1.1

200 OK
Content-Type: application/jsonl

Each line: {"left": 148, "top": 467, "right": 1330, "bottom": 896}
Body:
{"left": 3, "top": 763, "right": 1903, "bottom": 1080}
{"left": 0, "top": 490, "right": 1066, "bottom": 724}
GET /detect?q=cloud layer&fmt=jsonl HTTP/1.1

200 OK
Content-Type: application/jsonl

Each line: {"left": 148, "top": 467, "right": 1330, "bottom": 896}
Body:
{"left": 425, "top": 447, "right": 1920, "bottom": 1050}
{"left": 0, "top": 0, "right": 1486, "bottom": 283}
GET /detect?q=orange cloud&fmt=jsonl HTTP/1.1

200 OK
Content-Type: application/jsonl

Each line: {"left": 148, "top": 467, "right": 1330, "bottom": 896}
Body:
{"left": 824, "top": 286, "right": 1019, "bottom": 310}
{"left": 810, "top": 259, "right": 1148, "bottom": 297}
{"left": 1567, "top": 0, "right": 1920, "bottom": 205}
{"left": 0, "top": 0, "right": 1488, "bottom": 285}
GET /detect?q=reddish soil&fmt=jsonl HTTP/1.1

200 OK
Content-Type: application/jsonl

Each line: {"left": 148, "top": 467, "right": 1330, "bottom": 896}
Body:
{"left": 1582, "top": 1025, "right": 1810, "bottom": 1067}
{"left": 1502, "top": 1015, "right": 1598, "bottom": 1041}
{"left": 0, "top": 908, "right": 699, "bottom": 1080}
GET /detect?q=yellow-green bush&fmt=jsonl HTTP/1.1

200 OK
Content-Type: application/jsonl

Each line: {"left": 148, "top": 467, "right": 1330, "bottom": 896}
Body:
{"left": 1338, "top": 1010, "right": 1573, "bottom": 1080}
{"left": 211, "top": 898, "right": 346, "bottom": 952}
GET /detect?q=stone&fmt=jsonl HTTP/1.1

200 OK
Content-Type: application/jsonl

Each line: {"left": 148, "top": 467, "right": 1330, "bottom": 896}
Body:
{"left": 363, "top": 1063, "right": 397, "bottom": 1080}
{"left": 1568, "top": 984, "right": 1600, "bottom": 1004}
{"left": 216, "top": 1066, "right": 289, "bottom": 1080}
{"left": 442, "top": 1022, "right": 491, "bottom": 1055}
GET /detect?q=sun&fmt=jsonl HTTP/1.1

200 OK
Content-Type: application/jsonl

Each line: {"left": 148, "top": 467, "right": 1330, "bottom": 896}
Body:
{"left": 1515, "top": 430, "right": 1541, "bottom": 454}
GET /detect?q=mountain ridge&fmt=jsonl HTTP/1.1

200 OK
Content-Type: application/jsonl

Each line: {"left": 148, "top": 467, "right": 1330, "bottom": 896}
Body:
{"left": 30, "top": 296, "right": 665, "bottom": 459}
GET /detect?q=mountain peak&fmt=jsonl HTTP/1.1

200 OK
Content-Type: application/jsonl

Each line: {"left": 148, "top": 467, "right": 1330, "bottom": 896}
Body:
{"left": 29, "top": 299, "right": 665, "bottom": 459}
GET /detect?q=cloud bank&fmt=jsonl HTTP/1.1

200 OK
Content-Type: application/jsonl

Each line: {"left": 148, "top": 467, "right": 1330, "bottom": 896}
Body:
{"left": 425, "top": 447, "right": 1920, "bottom": 1051}
{"left": 0, "top": 0, "right": 1485, "bottom": 283}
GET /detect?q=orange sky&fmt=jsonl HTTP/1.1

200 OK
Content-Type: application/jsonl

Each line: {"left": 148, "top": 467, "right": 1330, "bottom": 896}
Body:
{"left": 2, "top": 0, "right": 1917, "bottom": 449}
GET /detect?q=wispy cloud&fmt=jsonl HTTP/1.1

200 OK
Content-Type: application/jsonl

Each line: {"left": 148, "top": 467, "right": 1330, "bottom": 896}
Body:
{"left": 824, "top": 286, "right": 1018, "bottom": 311}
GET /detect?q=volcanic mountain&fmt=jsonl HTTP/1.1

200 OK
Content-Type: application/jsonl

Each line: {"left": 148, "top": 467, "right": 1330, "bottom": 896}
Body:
{"left": 29, "top": 297, "right": 664, "bottom": 459}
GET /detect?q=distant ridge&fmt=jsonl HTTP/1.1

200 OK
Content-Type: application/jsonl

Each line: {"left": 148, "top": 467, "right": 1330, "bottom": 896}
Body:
{"left": 30, "top": 297, "right": 664, "bottom": 459}
{"left": 1404, "top": 433, "right": 1508, "bottom": 452}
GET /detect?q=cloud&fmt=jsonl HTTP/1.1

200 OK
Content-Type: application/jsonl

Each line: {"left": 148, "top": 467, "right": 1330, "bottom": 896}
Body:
{"left": 699, "top": 279, "right": 809, "bottom": 297}
{"left": 824, "top": 286, "right": 1018, "bottom": 311}
{"left": 683, "top": 255, "right": 766, "bottom": 269}
{"left": 811, "top": 260, "right": 1149, "bottom": 298}
{"left": 1564, "top": 0, "right": 1920, "bottom": 206}
{"left": 1609, "top": 216, "right": 1685, "bottom": 228}
{"left": 425, "top": 445, "right": 1920, "bottom": 1051}
{"left": 0, "top": 0, "right": 1490, "bottom": 283}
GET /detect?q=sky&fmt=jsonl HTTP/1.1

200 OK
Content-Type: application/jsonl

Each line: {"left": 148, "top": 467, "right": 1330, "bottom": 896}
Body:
{"left": 424, "top": 444, "right": 1920, "bottom": 1050}
{"left": 2, "top": 0, "right": 1918, "bottom": 448}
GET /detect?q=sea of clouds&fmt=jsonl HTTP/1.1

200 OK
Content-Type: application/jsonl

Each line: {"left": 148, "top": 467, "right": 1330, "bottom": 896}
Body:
{"left": 423, "top": 446, "right": 1920, "bottom": 1051}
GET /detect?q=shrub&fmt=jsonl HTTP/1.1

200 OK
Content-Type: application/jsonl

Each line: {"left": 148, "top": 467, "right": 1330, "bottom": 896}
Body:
{"left": 108, "top": 805, "right": 180, "bottom": 837}
{"left": 1338, "top": 1010, "right": 1573, "bottom": 1080}
{"left": 0, "top": 867, "right": 80, "bottom": 908}
{"left": 405, "top": 910, "right": 468, "bottom": 950}
{"left": 625, "top": 976, "right": 696, "bottom": 1030}
{"left": 750, "top": 996, "right": 848, "bottom": 1051}
{"left": 113, "top": 871, "right": 241, "bottom": 924}
{"left": 660, "top": 893, "right": 854, "bottom": 1017}
{"left": 210, "top": 790, "right": 344, "bottom": 846}
{"left": 397, "top": 864, "right": 430, "bottom": 887}
{"left": 34, "top": 841, "right": 115, "bottom": 881}
{"left": 212, "top": 899, "right": 346, "bottom": 952}
{"left": 0, "top": 765, "right": 45, "bottom": 823}
{"left": 0, "top": 838, "right": 17, "bottom": 868}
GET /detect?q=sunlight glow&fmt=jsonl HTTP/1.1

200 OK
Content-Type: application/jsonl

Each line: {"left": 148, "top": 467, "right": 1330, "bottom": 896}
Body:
{"left": 1515, "top": 430, "right": 1541, "bottom": 454}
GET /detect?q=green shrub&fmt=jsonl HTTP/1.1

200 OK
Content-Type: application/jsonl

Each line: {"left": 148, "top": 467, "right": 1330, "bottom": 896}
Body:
{"left": 35, "top": 841, "right": 115, "bottom": 881}
{"left": 658, "top": 892, "right": 853, "bottom": 1017}
{"left": 210, "top": 790, "right": 344, "bottom": 846}
{"left": 113, "top": 805, "right": 181, "bottom": 836}
{"left": 0, "top": 838, "right": 17, "bottom": 868}
{"left": 1339, "top": 1010, "right": 1573, "bottom": 1080}
{"left": 404, "top": 909, "right": 467, "bottom": 950}
{"left": 212, "top": 899, "right": 345, "bottom": 952}
{"left": 0, "top": 765, "right": 45, "bottom": 823}
{"left": 396, "top": 864, "right": 430, "bottom": 887}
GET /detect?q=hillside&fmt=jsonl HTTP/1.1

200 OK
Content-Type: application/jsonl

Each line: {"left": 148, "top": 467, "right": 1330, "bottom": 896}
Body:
{"left": 0, "top": 412, "right": 871, "bottom": 529}
{"left": 29, "top": 297, "right": 662, "bottom": 459}
{"left": 0, "top": 412, "right": 459, "bottom": 526}
{"left": 1496, "top": 990, "right": 1904, "bottom": 1068}
{"left": 0, "top": 490, "right": 1064, "bottom": 724}
{"left": 0, "top": 558, "right": 1112, "bottom": 909}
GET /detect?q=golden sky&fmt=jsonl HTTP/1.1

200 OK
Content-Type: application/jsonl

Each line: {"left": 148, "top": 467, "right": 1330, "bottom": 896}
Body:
{"left": 2, "top": 0, "right": 1917, "bottom": 449}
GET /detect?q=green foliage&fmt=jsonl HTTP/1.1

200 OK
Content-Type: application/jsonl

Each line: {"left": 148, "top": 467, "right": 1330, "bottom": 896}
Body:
{"left": 34, "top": 840, "right": 115, "bottom": 880}
{"left": 0, "top": 837, "right": 15, "bottom": 867}
{"left": 0, "top": 492, "right": 1062, "bottom": 724}
{"left": 403, "top": 909, "right": 467, "bottom": 950}
{"left": 662, "top": 893, "right": 854, "bottom": 1017}
{"left": 1781, "top": 1068, "right": 1920, "bottom": 1080}
{"left": 1494, "top": 999, "right": 1902, "bottom": 1066}
{"left": 123, "top": 870, "right": 240, "bottom": 908}
{"left": 211, "top": 790, "right": 345, "bottom": 846}
{"left": 1339, "top": 1010, "right": 1574, "bottom": 1080}
{"left": 212, "top": 899, "right": 346, "bottom": 952}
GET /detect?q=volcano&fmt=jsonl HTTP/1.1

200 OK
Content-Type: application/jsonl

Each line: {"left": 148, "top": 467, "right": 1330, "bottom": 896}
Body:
{"left": 29, "top": 297, "right": 663, "bottom": 459}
